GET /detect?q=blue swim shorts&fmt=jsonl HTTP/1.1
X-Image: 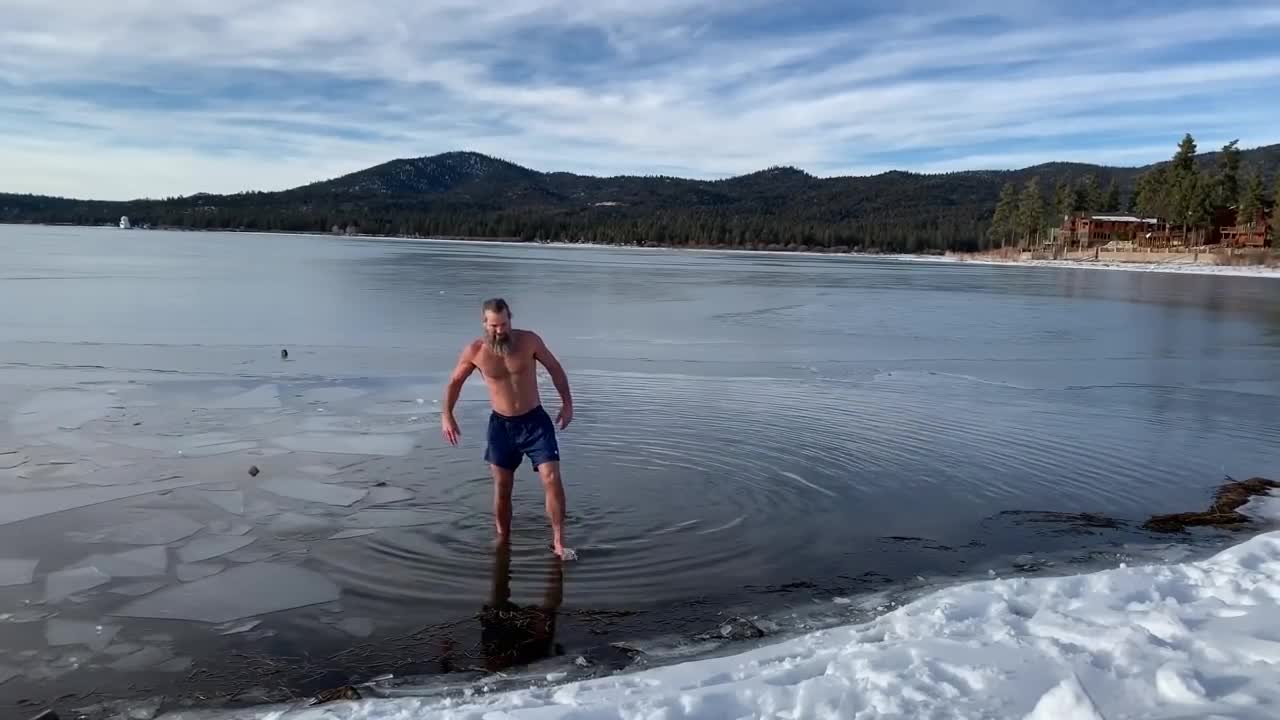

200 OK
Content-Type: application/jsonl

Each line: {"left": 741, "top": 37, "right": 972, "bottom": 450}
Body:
{"left": 484, "top": 405, "right": 560, "bottom": 471}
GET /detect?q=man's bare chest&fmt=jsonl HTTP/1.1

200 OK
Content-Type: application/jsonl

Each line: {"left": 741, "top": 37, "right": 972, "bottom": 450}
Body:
{"left": 476, "top": 352, "right": 535, "bottom": 380}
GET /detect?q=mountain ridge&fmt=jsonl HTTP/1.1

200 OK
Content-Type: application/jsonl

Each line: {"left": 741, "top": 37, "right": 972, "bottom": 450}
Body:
{"left": 3, "top": 139, "right": 1278, "bottom": 254}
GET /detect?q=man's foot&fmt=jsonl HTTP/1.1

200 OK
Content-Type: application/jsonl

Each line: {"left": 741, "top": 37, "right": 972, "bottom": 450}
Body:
{"left": 552, "top": 545, "right": 578, "bottom": 561}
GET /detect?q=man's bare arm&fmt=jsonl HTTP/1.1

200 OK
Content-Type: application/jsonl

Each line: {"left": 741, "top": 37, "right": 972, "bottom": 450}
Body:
{"left": 441, "top": 344, "right": 478, "bottom": 445}
{"left": 531, "top": 332, "right": 573, "bottom": 427}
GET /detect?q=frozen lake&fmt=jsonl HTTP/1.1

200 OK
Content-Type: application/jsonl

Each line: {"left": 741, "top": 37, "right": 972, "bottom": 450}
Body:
{"left": 1, "top": 225, "right": 1279, "bottom": 716}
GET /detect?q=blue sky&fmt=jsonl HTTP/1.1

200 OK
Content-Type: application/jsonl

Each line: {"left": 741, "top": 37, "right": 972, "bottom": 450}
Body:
{"left": 3, "top": 0, "right": 1280, "bottom": 200}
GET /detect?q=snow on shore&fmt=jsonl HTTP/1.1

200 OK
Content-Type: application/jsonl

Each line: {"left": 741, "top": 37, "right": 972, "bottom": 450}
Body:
{"left": 905, "top": 254, "right": 1280, "bottom": 279}
{"left": 173, "top": 516, "right": 1280, "bottom": 719}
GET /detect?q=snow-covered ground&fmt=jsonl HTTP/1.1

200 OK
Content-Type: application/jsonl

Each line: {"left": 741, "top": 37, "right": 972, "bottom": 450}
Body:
{"left": 903, "top": 254, "right": 1280, "bottom": 279}
{"left": 166, "top": 499, "right": 1280, "bottom": 720}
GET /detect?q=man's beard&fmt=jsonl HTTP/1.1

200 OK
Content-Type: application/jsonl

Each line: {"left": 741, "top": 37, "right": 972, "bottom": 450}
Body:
{"left": 485, "top": 333, "right": 513, "bottom": 356}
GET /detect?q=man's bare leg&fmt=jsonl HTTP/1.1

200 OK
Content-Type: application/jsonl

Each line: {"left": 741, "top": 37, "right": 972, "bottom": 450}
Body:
{"left": 536, "top": 461, "right": 569, "bottom": 558}
{"left": 491, "top": 464, "right": 515, "bottom": 541}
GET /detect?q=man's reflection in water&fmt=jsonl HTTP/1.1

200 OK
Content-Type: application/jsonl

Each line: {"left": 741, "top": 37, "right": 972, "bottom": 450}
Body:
{"left": 478, "top": 542, "right": 565, "bottom": 672}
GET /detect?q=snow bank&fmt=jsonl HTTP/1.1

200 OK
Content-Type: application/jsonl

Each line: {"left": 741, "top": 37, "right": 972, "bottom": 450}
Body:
{"left": 912, "top": 254, "right": 1280, "bottom": 279}
{"left": 174, "top": 526, "right": 1280, "bottom": 720}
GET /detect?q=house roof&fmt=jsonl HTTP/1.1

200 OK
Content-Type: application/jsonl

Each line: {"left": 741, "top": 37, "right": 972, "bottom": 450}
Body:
{"left": 1089, "top": 214, "right": 1161, "bottom": 223}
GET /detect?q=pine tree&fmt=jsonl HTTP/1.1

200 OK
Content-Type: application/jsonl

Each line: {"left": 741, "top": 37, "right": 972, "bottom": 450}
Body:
{"left": 989, "top": 182, "right": 1019, "bottom": 249}
{"left": 1053, "top": 179, "right": 1074, "bottom": 221}
{"left": 1102, "top": 179, "right": 1122, "bottom": 212}
{"left": 1017, "top": 177, "right": 1045, "bottom": 246}
{"left": 1074, "top": 174, "right": 1101, "bottom": 212}
{"left": 1239, "top": 171, "right": 1266, "bottom": 227}
{"left": 1272, "top": 178, "right": 1280, "bottom": 236}
{"left": 1216, "top": 139, "right": 1241, "bottom": 207}
{"left": 1172, "top": 133, "right": 1197, "bottom": 176}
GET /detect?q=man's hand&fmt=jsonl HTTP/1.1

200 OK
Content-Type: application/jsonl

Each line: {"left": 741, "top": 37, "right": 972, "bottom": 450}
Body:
{"left": 442, "top": 414, "right": 462, "bottom": 446}
{"left": 556, "top": 403, "right": 573, "bottom": 430}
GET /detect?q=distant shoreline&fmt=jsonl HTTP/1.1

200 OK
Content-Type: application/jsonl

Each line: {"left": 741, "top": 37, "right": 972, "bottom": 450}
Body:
{"left": 13, "top": 221, "right": 1280, "bottom": 279}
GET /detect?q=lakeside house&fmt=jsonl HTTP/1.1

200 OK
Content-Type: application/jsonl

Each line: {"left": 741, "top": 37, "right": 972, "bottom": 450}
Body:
{"left": 1053, "top": 207, "right": 1273, "bottom": 251}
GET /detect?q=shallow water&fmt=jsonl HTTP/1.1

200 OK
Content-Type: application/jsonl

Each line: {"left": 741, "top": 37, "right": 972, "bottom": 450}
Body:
{"left": 1, "top": 225, "right": 1279, "bottom": 715}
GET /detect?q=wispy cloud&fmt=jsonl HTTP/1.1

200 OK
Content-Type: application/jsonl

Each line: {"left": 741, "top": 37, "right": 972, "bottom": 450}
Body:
{"left": 3, "top": 0, "right": 1279, "bottom": 199}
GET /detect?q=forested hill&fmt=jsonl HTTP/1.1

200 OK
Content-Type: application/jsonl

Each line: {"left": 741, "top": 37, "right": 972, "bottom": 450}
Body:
{"left": 3, "top": 139, "right": 1279, "bottom": 254}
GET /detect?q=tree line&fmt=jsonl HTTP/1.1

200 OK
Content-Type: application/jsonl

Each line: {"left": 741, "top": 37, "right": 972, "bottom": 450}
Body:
{"left": 989, "top": 134, "right": 1280, "bottom": 248}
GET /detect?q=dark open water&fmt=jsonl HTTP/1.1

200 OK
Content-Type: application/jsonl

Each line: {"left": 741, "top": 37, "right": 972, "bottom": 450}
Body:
{"left": 1, "top": 225, "right": 1278, "bottom": 718}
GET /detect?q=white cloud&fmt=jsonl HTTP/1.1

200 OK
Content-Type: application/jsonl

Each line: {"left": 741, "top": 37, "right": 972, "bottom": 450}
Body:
{"left": 1, "top": 1, "right": 1279, "bottom": 198}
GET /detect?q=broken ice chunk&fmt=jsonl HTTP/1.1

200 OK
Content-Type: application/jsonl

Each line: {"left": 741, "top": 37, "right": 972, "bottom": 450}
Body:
{"left": 197, "top": 491, "right": 246, "bottom": 515}
{"left": 272, "top": 433, "right": 416, "bottom": 457}
{"left": 0, "top": 480, "right": 199, "bottom": 528}
{"left": 71, "top": 514, "right": 205, "bottom": 545}
{"left": 299, "top": 465, "right": 339, "bottom": 477}
{"left": 207, "top": 520, "right": 253, "bottom": 536}
{"left": 109, "top": 581, "right": 167, "bottom": 597}
{"left": 267, "top": 512, "right": 332, "bottom": 538}
{"left": 104, "top": 642, "right": 144, "bottom": 656}
{"left": 11, "top": 390, "right": 114, "bottom": 436}
{"left": 301, "top": 387, "right": 367, "bottom": 403}
{"left": 46, "top": 566, "right": 111, "bottom": 602}
{"left": 71, "top": 546, "right": 168, "bottom": 578}
{"left": 341, "top": 509, "right": 448, "bottom": 528}
{"left": 336, "top": 618, "right": 375, "bottom": 638}
{"left": 201, "top": 385, "right": 281, "bottom": 410}
{"left": 216, "top": 619, "right": 261, "bottom": 635}
{"left": 225, "top": 548, "right": 283, "bottom": 564}
{"left": 366, "top": 486, "right": 415, "bottom": 504}
{"left": 109, "top": 645, "right": 173, "bottom": 671}
{"left": 177, "top": 535, "right": 256, "bottom": 564}
{"left": 0, "top": 451, "right": 28, "bottom": 470}
{"left": 328, "top": 529, "right": 378, "bottom": 540}
{"left": 260, "top": 477, "right": 367, "bottom": 506}
{"left": 157, "top": 656, "right": 194, "bottom": 672}
{"left": 177, "top": 563, "right": 225, "bottom": 582}
{"left": 112, "top": 563, "right": 342, "bottom": 623}
{"left": 46, "top": 619, "right": 120, "bottom": 651}
{"left": 0, "top": 558, "right": 39, "bottom": 587}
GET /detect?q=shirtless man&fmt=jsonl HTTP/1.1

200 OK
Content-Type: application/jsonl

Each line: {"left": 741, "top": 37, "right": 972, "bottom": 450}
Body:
{"left": 441, "top": 298, "right": 575, "bottom": 559}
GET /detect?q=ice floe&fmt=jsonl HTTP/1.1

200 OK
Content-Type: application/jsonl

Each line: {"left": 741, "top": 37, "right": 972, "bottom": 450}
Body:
{"left": 112, "top": 562, "right": 341, "bottom": 623}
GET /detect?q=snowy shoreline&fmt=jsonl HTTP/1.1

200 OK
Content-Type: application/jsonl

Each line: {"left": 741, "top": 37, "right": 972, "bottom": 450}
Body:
{"left": 173, "top": 504, "right": 1280, "bottom": 720}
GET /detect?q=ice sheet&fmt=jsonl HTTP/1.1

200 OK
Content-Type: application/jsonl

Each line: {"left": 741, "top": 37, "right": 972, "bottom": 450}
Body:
{"left": 176, "top": 535, "right": 257, "bottom": 564}
{"left": 197, "top": 490, "right": 246, "bottom": 515}
{"left": 0, "top": 479, "right": 199, "bottom": 527}
{"left": 366, "top": 486, "right": 415, "bottom": 504}
{"left": 201, "top": 385, "right": 281, "bottom": 410}
{"left": 45, "top": 566, "right": 111, "bottom": 602}
{"left": 109, "top": 645, "right": 173, "bottom": 671}
{"left": 272, "top": 432, "right": 417, "bottom": 456}
{"left": 108, "top": 581, "right": 167, "bottom": 597}
{"left": 336, "top": 617, "right": 375, "bottom": 638}
{"left": 341, "top": 509, "right": 450, "bottom": 528}
{"left": 207, "top": 520, "right": 253, "bottom": 536}
{"left": 112, "top": 562, "right": 342, "bottom": 623}
{"left": 72, "top": 546, "right": 168, "bottom": 578}
{"left": 260, "top": 477, "right": 367, "bottom": 506}
{"left": 0, "top": 451, "right": 28, "bottom": 470}
{"left": 109, "top": 431, "right": 241, "bottom": 453}
{"left": 328, "top": 529, "right": 378, "bottom": 540}
{"left": 267, "top": 512, "right": 332, "bottom": 537}
{"left": 11, "top": 389, "right": 115, "bottom": 436}
{"left": 46, "top": 619, "right": 120, "bottom": 651}
{"left": 70, "top": 513, "right": 205, "bottom": 545}
{"left": 177, "top": 563, "right": 225, "bottom": 582}
{"left": 0, "top": 558, "right": 39, "bottom": 586}
{"left": 301, "top": 387, "right": 368, "bottom": 403}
